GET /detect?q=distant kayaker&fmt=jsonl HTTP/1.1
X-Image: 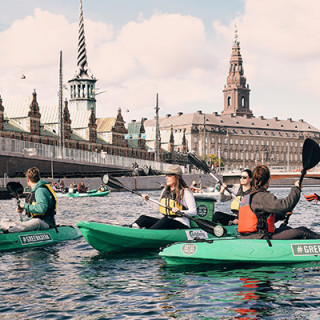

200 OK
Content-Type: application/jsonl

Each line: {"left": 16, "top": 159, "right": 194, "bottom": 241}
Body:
{"left": 0, "top": 167, "right": 57, "bottom": 233}
{"left": 131, "top": 165, "right": 197, "bottom": 229}
{"left": 77, "top": 181, "right": 87, "bottom": 193}
{"left": 189, "top": 180, "right": 203, "bottom": 193}
{"left": 238, "top": 165, "right": 320, "bottom": 240}
{"left": 212, "top": 169, "right": 252, "bottom": 226}
{"left": 98, "top": 184, "right": 107, "bottom": 192}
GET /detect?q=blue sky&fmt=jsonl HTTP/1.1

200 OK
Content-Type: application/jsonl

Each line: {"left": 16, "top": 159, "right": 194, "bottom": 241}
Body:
{"left": 1, "top": 0, "right": 320, "bottom": 131}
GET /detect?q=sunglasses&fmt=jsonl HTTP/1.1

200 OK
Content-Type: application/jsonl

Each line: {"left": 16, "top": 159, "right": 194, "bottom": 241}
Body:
{"left": 240, "top": 176, "right": 249, "bottom": 179}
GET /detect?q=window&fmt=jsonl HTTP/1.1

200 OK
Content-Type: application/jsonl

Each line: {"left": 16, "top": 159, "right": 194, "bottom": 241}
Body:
{"left": 246, "top": 139, "right": 249, "bottom": 145}
{"left": 240, "top": 139, "right": 243, "bottom": 145}
{"left": 224, "top": 138, "right": 228, "bottom": 144}
{"left": 251, "top": 140, "right": 254, "bottom": 145}
{"left": 194, "top": 137, "right": 197, "bottom": 143}
{"left": 235, "top": 139, "right": 239, "bottom": 145}
{"left": 230, "top": 138, "right": 233, "bottom": 144}
{"left": 256, "top": 140, "right": 259, "bottom": 145}
{"left": 211, "top": 137, "right": 215, "bottom": 144}
{"left": 241, "top": 97, "right": 245, "bottom": 107}
{"left": 228, "top": 97, "right": 231, "bottom": 106}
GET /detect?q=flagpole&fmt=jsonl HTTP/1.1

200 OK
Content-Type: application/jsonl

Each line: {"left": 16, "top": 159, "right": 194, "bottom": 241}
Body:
{"left": 58, "top": 50, "right": 64, "bottom": 157}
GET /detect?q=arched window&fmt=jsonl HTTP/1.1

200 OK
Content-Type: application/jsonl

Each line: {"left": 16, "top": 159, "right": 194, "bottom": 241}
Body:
{"left": 228, "top": 97, "right": 231, "bottom": 107}
{"left": 241, "top": 97, "right": 245, "bottom": 107}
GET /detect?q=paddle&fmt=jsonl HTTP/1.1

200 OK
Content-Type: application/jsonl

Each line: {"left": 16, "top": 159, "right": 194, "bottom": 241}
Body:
{"left": 188, "top": 153, "right": 240, "bottom": 203}
{"left": 7, "top": 181, "right": 24, "bottom": 222}
{"left": 102, "top": 174, "right": 227, "bottom": 237}
{"left": 283, "top": 138, "right": 320, "bottom": 225}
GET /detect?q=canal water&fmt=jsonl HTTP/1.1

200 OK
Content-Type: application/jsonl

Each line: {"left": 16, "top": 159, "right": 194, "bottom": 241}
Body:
{"left": 0, "top": 186, "right": 320, "bottom": 319}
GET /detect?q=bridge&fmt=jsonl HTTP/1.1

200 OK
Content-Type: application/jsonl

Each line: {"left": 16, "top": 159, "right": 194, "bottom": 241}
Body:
{"left": 0, "top": 137, "right": 173, "bottom": 179}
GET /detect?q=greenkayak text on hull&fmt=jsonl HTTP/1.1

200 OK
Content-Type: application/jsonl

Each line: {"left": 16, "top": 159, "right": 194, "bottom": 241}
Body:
{"left": 77, "top": 221, "right": 238, "bottom": 253}
{"left": 0, "top": 226, "right": 81, "bottom": 251}
{"left": 159, "top": 238, "right": 320, "bottom": 265}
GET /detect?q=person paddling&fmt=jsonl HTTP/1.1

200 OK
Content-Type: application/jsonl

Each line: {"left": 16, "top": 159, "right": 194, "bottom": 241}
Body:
{"left": 0, "top": 167, "right": 57, "bottom": 233}
{"left": 238, "top": 165, "right": 320, "bottom": 240}
{"left": 212, "top": 169, "right": 252, "bottom": 226}
{"left": 131, "top": 165, "right": 197, "bottom": 229}
{"left": 77, "top": 181, "right": 87, "bottom": 193}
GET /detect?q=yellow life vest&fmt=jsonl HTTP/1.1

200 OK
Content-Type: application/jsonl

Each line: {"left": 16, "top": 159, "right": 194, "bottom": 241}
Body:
{"left": 230, "top": 196, "right": 242, "bottom": 212}
{"left": 159, "top": 198, "right": 182, "bottom": 215}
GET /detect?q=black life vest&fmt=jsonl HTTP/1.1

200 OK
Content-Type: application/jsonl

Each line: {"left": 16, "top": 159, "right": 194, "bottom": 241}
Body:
{"left": 25, "top": 184, "right": 57, "bottom": 221}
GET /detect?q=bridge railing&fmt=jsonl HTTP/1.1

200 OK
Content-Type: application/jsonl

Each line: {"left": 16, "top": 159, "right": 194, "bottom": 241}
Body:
{"left": 0, "top": 137, "right": 172, "bottom": 172}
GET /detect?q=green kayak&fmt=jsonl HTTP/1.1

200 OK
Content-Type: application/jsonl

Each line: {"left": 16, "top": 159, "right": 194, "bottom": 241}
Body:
{"left": 77, "top": 221, "right": 238, "bottom": 253}
{"left": 159, "top": 238, "right": 320, "bottom": 265}
{"left": 0, "top": 225, "right": 81, "bottom": 252}
{"left": 56, "top": 190, "right": 110, "bottom": 198}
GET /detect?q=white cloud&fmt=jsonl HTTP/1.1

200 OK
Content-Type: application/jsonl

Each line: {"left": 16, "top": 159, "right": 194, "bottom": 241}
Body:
{"left": 213, "top": 0, "right": 320, "bottom": 129}
{"left": 1, "top": 2, "right": 320, "bottom": 131}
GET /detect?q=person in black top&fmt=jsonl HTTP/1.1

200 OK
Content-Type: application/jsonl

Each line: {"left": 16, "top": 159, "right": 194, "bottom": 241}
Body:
{"left": 212, "top": 169, "right": 252, "bottom": 226}
{"left": 238, "top": 165, "right": 320, "bottom": 240}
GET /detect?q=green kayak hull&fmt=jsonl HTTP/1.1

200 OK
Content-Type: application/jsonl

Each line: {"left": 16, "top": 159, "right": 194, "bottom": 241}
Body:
{"left": 159, "top": 238, "right": 320, "bottom": 265}
{"left": 0, "top": 226, "right": 81, "bottom": 252}
{"left": 57, "top": 190, "right": 110, "bottom": 198}
{"left": 77, "top": 221, "right": 238, "bottom": 253}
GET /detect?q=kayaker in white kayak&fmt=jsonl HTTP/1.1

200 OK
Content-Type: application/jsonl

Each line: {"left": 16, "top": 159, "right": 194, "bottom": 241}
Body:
{"left": 238, "top": 165, "right": 320, "bottom": 240}
{"left": 0, "top": 167, "right": 57, "bottom": 233}
{"left": 212, "top": 169, "right": 253, "bottom": 226}
{"left": 131, "top": 165, "right": 197, "bottom": 229}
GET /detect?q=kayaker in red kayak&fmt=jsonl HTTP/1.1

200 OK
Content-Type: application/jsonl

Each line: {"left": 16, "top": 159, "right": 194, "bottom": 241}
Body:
{"left": 212, "top": 169, "right": 253, "bottom": 226}
{"left": 238, "top": 165, "right": 320, "bottom": 240}
{"left": 131, "top": 165, "right": 197, "bottom": 229}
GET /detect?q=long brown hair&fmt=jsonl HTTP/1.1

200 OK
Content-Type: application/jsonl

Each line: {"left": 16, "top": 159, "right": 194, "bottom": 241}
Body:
{"left": 252, "top": 165, "right": 270, "bottom": 191}
{"left": 166, "top": 175, "right": 188, "bottom": 205}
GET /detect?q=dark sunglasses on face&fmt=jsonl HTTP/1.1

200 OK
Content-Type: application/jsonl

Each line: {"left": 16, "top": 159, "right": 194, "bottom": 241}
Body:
{"left": 240, "top": 175, "right": 249, "bottom": 179}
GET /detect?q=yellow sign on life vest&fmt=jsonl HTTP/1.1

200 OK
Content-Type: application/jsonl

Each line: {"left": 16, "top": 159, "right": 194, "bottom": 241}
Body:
{"left": 159, "top": 198, "right": 182, "bottom": 215}
{"left": 230, "top": 196, "right": 242, "bottom": 212}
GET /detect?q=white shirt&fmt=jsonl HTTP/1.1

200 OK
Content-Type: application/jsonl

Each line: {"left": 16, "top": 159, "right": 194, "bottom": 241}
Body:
{"left": 159, "top": 188, "right": 197, "bottom": 227}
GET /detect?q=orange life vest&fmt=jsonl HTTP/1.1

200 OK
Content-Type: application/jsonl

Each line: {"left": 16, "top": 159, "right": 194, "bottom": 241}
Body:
{"left": 238, "top": 193, "right": 275, "bottom": 234}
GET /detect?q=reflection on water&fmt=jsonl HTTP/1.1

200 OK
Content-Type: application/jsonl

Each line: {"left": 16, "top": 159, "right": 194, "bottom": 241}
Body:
{"left": 0, "top": 188, "right": 320, "bottom": 318}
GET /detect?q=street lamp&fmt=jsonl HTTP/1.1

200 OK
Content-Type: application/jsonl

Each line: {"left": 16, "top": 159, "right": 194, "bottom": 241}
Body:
{"left": 218, "top": 145, "right": 221, "bottom": 173}
{"left": 287, "top": 142, "right": 290, "bottom": 171}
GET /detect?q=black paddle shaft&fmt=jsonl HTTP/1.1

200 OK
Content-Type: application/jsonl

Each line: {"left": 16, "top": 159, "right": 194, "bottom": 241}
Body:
{"left": 284, "top": 138, "right": 320, "bottom": 225}
{"left": 188, "top": 153, "right": 240, "bottom": 202}
{"left": 103, "top": 174, "right": 227, "bottom": 237}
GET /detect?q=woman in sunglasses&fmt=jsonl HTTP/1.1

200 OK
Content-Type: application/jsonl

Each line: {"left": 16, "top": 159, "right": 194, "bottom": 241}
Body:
{"left": 238, "top": 165, "right": 320, "bottom": 239}
{"left": 212, "top": 169, "right": 253, "bottom": 226}
{"left": 131, "top": 165, "right": 197, "bottom": 229}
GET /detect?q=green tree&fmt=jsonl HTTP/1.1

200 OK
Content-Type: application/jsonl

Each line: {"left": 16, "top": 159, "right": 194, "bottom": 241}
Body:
{"left": 206, "top": 153, "right": 224, "bottom": 169}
